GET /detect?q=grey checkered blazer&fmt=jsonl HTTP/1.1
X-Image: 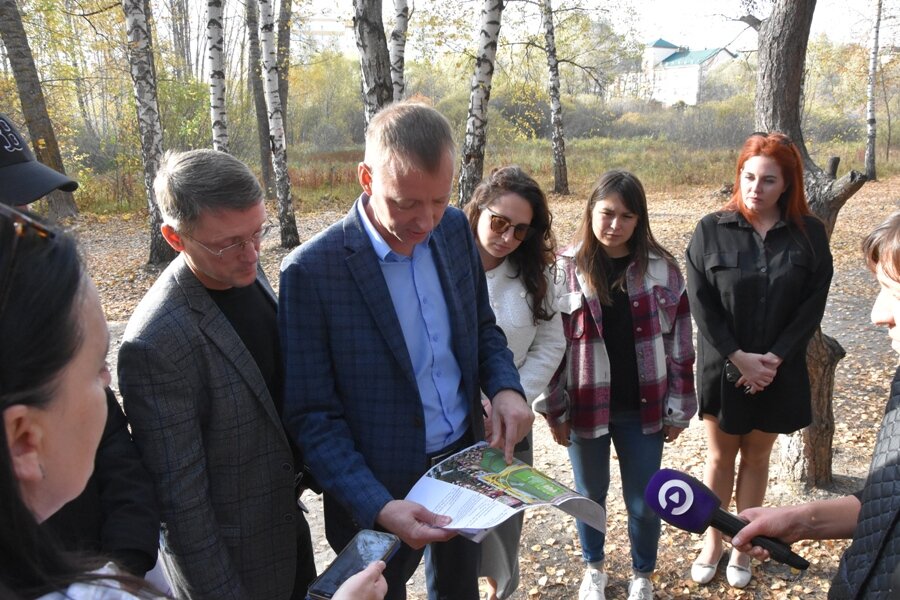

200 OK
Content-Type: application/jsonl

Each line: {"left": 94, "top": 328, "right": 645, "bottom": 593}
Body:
{"left": 119, "top": 255, "right": 299, "bottom": 600}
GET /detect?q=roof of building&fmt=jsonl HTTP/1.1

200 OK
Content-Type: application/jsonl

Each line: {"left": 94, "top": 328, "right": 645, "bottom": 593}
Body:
{"left": 649, "top": 38, "right": 680, "bottom": 49}
{"left": 661, "top": 48, "right": 723, "bottom": 66}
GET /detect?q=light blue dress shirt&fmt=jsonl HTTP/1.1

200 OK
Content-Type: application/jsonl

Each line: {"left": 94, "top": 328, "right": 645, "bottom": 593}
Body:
{"left": 357, "top": 196, "right": 468, "bottom": 452}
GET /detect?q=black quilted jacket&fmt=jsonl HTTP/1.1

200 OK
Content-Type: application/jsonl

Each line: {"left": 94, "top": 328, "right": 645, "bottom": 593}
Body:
{"left": 830, "top": 367, "right": 900, "bottom": 599}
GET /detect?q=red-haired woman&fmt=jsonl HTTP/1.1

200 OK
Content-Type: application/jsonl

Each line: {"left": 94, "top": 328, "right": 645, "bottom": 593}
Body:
{"left": 685, "top": 132, "right": 833, "bottom": 588}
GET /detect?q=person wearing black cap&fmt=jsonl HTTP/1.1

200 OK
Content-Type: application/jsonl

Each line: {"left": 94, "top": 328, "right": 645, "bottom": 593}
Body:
{"left": 0, "top": 113, "right": 161, "bottom": 578}
{"left": 0, "top": 113, "right": 78, "bottom": 205}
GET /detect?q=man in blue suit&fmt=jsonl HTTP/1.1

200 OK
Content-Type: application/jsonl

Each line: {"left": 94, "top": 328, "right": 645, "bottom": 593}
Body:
{"left": 279, "top": 101, "right": 533, "bottom": 600}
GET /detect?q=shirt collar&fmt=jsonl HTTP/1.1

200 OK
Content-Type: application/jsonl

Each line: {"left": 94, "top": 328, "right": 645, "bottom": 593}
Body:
{"left": 356, "top": 193, "right": 431, "bottom": 262}
{"left": 717, "top": 209, "right": 786, "bottom": 230}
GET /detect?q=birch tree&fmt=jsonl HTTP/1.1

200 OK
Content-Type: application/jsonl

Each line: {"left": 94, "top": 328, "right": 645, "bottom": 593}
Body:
{"left": 541, "top": 0, "right": 568, "bottom": 194}
{"left": 166, "top": 0, "right": 192, "bottom": 80}
{"left": 353, "top": 0, "right": 393, "bottom": 124}
{"left": 246, "top": 0, "right": 274, "bottom": 198}
{"left": 207, "top": 0, "right": 228, "bottom": 152}
{"left": 458, "top": 0, "right": 505, "bottom": 206}
{"left": 865, "top": 0, "right": 882, "bottom": 181}
{"left": 259, "top": 0, "right": 300, "bottom": 247}
{"left": 389, "top": 0, "right": 412, "bottom": 100}
{"left": 0, "top": 0, "right": 77, "bottom": 220}
{"left": 277, "top": 0, "right": 292, "bottom": 139}
{"left": 123, "top": 0, "right": 175, "bottom": 264}
{"left": 741, "top": 0, "right": 867, "bottom": 485}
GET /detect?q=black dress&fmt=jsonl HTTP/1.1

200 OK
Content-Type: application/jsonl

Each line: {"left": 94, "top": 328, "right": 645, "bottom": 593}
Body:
{"left": 685, "top": 211, "right": 833, "bottom": 434}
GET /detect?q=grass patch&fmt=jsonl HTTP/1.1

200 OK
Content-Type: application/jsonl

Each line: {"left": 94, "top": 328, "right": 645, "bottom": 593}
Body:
{"left": 70, "top": 139, "right": 899, "bottom": 216}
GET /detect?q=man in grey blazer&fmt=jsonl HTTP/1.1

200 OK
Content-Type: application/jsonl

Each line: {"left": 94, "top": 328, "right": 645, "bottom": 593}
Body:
{"left": 118, "top": 150, "right": 315, "bottom": 599}
{"left": 279, "top": 101, "right": 534, "bottom": 600}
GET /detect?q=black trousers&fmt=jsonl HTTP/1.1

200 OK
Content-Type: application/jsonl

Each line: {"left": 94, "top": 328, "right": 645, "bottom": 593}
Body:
{"left": 291, "top": 512, "right": 317, "bottom": 600}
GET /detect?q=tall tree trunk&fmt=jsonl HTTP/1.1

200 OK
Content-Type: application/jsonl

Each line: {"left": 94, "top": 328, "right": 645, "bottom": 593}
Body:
{"left": 168, "top": 0, "right": 192, "bottom": 80}
{"left": 246, "top": 0, "right": 274, "bottom": 198}
{"left": 64, "top": 0, "right": 101, "bottom": 154}
{"left": 388, "top": 0, "right": 411, "bottom": 101}
{"left": 0, "top": 0, "right": 77, "bottom": 220}
{"left": 207, "top": 0, "right": 228, "bottom": 152}
{"left": 865, "top": 0, "right": 882, "bottom": 181}
{"left": 276, "top": 0, "right": 291, "bottom": 143}
{"left": 123, "top": 0, "right": 174, "bottom": 265}
{"left": 457, "top": 0, "right": 505, "bottom": 206}
{"left": 746, "top": 0, "right": 867, "bottom": 486}
{"left": 881, "top": 69, "right": 892, "bottom": 162}
{"left": 352, "top": 0, "right": 393, "bottom": 125}
{"left": 259, "top": 0, "right": 299, "bottom": 247}
{"left": 541, "top": 0, "right": 568, "bottom": 195}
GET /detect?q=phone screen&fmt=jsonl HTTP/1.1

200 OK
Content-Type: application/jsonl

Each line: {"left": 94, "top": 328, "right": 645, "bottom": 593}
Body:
{"left": 307, "top": 530, "right": 399, "bottom": 599}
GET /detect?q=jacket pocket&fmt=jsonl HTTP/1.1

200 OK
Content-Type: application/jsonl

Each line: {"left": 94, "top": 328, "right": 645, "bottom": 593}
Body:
{"left": 559, "top": 292, "right": 585, "bottom": 339}
{"left": 704, "top": 251, "right": 739, "bottom": 271}
{"left": 704, "top": 251, "right": 740, "bottom": 296}
{"left": 789, "top": 250, "right": 812, "bottom": 269}
{"left": 654, "top": 286, "right": 680, "bottom": 333}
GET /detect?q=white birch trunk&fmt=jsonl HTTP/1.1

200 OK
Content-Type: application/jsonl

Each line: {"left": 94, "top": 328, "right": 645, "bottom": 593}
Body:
{"left": 246, "top": 0, "right": 274, "bottom": 198}
{"left": 389, "top": 0, "right": 412, "bottom": 101}
{"left": 865, "top": 0, "right": 882, "bottom": 181}
{"left": 457, "top": 0, "right": 504, "bottom": 206}
{"left": 541, "top": 0, "right": 568, "bottom": 194}
{"left": 259, "top": 0, "right": 299, "bottom": 247}
{"left": 122, "top": 0, "right": 174, "bottom": 264}
{"left": 207, "top": 0, "right": 228, "bottom": 152}
{"left": 353, "top": 0, "right": 393, "bottom": 124}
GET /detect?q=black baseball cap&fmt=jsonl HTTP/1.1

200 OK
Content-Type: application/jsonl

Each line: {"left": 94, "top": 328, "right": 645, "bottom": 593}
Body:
{"left": 0, "top": 113, "right": 78, "bottom": 206}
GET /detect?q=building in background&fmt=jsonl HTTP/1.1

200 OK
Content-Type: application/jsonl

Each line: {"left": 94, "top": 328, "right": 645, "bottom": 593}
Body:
{"left": 611, "top": 38, "right": 737, "bottom": 105}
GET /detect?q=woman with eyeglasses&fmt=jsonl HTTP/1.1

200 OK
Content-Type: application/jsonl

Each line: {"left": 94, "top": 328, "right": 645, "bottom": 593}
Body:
{"left": 538, "top": 170, "right": 696, "bottom": 600}
{"left": 462, "top": 166, "right": 565, "bottom": 600}
{"left": 685, "top": 132, "right": 833, "bottom": 588}
{"left": 0, "top": 207, "right": 385, "bottom": 600}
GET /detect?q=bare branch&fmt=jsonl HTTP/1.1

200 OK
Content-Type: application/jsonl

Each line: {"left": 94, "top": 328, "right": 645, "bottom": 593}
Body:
{"left": 738, "top": 13, "right": 762, "bottom": 30}
{"left": 61, "top": 2, "right": 119, "bottom": 18}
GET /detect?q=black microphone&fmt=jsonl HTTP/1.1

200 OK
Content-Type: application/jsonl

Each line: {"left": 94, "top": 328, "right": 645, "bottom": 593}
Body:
{"left": 644, "top": 468, "right": 809, "bottom": 570}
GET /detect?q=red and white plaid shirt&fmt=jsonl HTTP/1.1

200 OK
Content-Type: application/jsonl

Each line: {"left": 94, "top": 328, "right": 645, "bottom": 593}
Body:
{"left": 534, "top": 245, "right": 697, "bottom": 438}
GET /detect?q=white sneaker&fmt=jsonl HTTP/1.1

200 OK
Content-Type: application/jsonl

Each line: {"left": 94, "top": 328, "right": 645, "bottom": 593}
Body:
{"left": 578, "top": 568, "right": 608, "bottom": 600}
{"left": 627, "top": 576, "right": 653, "bottom": 600}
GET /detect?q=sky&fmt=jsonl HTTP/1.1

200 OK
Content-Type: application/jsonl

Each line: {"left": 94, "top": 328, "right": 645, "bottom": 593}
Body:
{"left": 628, "top": 0, "right": 877, "bottom": 52}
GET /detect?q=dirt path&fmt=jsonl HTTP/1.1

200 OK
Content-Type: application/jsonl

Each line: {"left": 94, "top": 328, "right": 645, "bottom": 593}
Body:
{"left": 89, "top": 178, "right": 900, "bottom": 599}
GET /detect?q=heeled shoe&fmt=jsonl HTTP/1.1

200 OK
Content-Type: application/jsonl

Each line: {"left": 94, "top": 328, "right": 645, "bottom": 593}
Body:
{"left": 726, "top": 551, "right": 752, "bottom": 588}
{"left": 690, "top": 548, "right": 724, "bottom": 584}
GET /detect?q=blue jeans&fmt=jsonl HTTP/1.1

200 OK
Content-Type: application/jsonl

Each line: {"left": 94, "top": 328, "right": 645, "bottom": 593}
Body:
{"left": 567, "top": 411, "right": 664, "bottom": 574}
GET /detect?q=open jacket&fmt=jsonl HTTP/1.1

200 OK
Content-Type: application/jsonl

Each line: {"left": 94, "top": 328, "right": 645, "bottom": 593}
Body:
{"left": 278, "top": 201, "right": 523, "bottom": 532}
{"left": 535, "top": 245, "right": 696, "bottom": 438}
{"left": 119, "top": 256, "right": 299, "bottom": 600}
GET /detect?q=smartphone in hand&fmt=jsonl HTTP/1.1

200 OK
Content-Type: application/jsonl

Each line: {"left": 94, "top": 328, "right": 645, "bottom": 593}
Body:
{"left": 307, "top": 529, "right": 399, "bottom": 600}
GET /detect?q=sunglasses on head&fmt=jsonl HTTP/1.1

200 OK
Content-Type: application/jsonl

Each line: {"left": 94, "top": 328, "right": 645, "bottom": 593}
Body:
{"left": 487, "top": 209, "right": 535, "bottom": 242}
{"left": 0, "top": 203, "right": 57, "bottom": 321}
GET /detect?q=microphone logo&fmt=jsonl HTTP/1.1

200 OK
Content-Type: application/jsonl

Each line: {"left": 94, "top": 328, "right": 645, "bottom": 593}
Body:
{"left": 657, "top": 480, "right": 694, "bottom": 516}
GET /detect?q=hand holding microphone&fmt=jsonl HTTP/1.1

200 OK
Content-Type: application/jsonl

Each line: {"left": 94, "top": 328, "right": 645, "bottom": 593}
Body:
{"left": 644, "top": 468, "right": 809, "bottom": 571}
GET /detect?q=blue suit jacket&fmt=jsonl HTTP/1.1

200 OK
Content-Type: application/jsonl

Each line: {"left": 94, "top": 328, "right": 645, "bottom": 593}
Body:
{"left": 279, "top": 200, "right": 523, "bottom": 530}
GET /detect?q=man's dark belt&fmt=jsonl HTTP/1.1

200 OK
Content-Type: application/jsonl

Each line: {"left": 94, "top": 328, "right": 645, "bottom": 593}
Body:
{"left": 426, "top": 430, "right": 473, "bottom": 467}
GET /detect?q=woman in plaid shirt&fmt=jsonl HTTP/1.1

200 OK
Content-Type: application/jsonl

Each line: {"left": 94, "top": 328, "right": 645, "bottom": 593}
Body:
{"left": 534, "top": 170, "right": 696, "bottom": 600}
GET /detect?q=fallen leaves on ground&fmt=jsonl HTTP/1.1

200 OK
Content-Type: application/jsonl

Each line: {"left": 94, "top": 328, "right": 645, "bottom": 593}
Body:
{"left": 80, "top": 177, "right": 900, "bottom": 599}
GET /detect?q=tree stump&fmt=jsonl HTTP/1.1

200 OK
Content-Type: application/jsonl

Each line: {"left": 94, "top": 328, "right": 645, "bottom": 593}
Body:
{"left": 778, "top": 328, "right": 846, "bottom": 486}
